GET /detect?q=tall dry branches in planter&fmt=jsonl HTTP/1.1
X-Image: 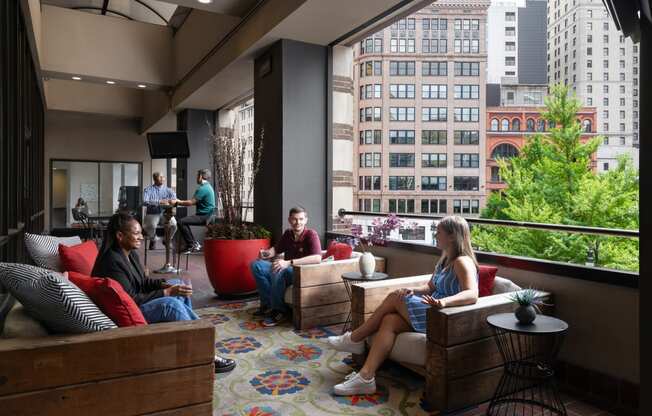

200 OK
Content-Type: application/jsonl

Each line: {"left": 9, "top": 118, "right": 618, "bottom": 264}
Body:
{"left": 207, "top": 125, "right": 270, "bottom": 240}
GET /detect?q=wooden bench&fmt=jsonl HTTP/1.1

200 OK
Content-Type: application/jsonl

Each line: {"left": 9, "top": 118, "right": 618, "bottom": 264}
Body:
{"left": 351, "top": 275, "right": 552, "bottom": 413}
{"left": 0, "top": 319, "right": 215, "bottom": 416}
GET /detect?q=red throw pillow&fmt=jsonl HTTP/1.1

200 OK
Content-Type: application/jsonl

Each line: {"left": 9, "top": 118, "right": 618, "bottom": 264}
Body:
{"left": 67, "top": 271, "right": 147, "bottom": 327}
{"left": 59, "top": 241, "right": 99, "bottom": 275}
{"left": 478, "top": 265, "right": 498, "bottom": 297}
{"left": 323, "top": 241, "right": 353, "bottom": 261}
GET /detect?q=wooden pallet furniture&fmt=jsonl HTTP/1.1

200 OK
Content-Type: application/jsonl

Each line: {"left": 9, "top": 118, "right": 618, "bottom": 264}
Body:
{"left": 287, "top": 254, "right": 386, "bottom": 330}
{"left": 351, "top": 275, "right": 552, "bottom": 413}
{"left": 0, "top": 319, "right": 215, "bottom": 416}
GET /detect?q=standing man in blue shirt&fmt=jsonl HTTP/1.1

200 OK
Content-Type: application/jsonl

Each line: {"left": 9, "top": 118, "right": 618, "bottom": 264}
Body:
{"left": 142, "top": 172, "right": 177, "bottom": 250}
{"left": 172, "top": 168, "right": 216, "bottom": 254}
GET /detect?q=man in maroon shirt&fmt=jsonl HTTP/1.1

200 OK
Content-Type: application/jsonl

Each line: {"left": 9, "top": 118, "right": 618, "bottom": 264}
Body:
{"left": 250, "top": 206, "right": 322, "bottom": 326}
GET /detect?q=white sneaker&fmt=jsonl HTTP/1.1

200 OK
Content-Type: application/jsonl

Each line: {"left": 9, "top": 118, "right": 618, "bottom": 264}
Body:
{"left": 327, "top": 332, "right": 365, "bottom": 355}
{"left": 333, "top": 371, "right": 376, "bottom": 396}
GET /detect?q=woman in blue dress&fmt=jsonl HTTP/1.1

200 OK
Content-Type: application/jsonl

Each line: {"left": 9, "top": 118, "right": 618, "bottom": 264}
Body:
{"left": 328, "top": 215, "right": 479, "bottom": 396}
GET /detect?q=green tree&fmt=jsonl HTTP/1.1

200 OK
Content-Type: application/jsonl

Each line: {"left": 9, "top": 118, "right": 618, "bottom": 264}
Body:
{"left": 473, "top": 84, "right": 639, "bottom": 272}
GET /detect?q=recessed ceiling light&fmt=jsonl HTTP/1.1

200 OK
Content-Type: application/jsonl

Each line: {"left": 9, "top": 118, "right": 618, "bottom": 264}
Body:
{"left": 197, "top": 0, "right": 212, "bottom": 3}
{"left": 72, "top": 76, "right": 82, "bottom": 81}
{"left": 137, "top": 84, "right": 147, "bottom": 88}
{"left": 106, "top": 80, "right": 115, "bottom": 85}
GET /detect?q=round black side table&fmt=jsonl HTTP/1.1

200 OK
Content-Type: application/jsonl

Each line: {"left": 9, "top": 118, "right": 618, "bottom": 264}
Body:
{"left": 341, "top": 271, "right": 389, "bottom": 334}
{"left": 486, "top": 313, "right": 569, "bottom": 416}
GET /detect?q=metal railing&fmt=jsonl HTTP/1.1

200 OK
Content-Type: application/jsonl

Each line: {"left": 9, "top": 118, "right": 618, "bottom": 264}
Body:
{"left": 337, "top": 209, "right": 639, "bottom": 238}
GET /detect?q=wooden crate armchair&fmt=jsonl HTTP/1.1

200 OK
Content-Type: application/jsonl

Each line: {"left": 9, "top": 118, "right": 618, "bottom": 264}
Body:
{"left": 0, "top": 319, "right": 216, "bottom": 416}
{"left": 285, "top": 252, "right": 386, "bottom": 330}
{"left": 351, "top": 274, "right": 552, "bottom": 413}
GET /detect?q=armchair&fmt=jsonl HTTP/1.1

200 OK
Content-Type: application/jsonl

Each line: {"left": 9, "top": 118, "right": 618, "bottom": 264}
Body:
{"left": 351, "top": 274, "right": 552, "bottom": 413}
{"left": 284, "top": 252, "right": 386, "bottom": 329}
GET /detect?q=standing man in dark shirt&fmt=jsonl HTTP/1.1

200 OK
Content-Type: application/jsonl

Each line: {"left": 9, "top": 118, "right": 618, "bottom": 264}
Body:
{"left": 172, "top": 168, "right": 216, "bottom": 254}
{"left": 250, "top": 206, "right": 322, "bottom": 326}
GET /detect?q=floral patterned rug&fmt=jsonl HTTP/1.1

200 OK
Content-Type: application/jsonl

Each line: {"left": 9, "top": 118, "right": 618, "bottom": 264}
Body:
{"left": 196, "top": 301, "right": 440, "bottom": 416}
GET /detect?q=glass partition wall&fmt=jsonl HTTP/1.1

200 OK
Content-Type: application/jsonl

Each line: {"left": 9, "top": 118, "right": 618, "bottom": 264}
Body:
{"left": 50, "top": 160, "right": 142, "bottom": 229}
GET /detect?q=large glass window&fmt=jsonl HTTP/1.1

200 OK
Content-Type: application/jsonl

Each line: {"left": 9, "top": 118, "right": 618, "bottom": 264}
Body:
{"left": 390, "top": 130, "right": 416, "bottom": 144}
{"left": 422, "top": 153, "right": 447, "bottom": 168}
{"left": 422, "top": 130, "right": 447, "bottom": 144}
{"left": 388, "top": 176, "right": 415, "bottom": 190}
{"left": 454, "top": 130, "right": 479, "bottom": 144}
{"left": 51, "top": 160, "right": 142, "bottom": 228}
{"left": 389, "top": 153, "right": 415, "bottom": 167}
{"left": 453, "top": 176, "right": 479, "bottom": 191}
{"left": 421, "top": 176, "right": 447, "bottom": 190}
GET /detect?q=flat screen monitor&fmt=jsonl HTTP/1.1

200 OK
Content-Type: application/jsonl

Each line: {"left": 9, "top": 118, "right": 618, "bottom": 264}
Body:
{"left": 147, "top": 131, "right": 190, "bottom": 159}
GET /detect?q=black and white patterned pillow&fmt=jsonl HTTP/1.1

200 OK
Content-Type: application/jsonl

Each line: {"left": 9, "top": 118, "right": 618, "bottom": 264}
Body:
{"left": 24, "top": 233, "right": 82, "bottom": 271}
{"left": 0, "top": 263, "right": 117, "bottom": 333}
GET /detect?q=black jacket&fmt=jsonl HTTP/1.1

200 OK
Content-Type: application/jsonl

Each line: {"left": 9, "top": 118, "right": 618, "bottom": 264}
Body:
{"left": 91, "top": 246, "right": 165, "bottom": 305}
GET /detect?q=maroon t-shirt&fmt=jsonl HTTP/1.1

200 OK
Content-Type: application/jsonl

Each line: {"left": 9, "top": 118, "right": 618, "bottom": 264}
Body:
{"left": 274, "top": 228, "right": 322, "bottom": 260}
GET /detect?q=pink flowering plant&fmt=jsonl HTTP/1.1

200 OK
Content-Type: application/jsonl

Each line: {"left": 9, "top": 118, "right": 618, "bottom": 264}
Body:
{"left": 341, "top": 214, "right": 406, "bottom": 252}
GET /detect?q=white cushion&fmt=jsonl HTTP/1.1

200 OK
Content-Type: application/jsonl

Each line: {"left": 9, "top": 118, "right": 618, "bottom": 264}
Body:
{"left": 0, "top": 263, "right": 116, "bottom": 333}
{"left": 368, "top": 331, "right": 427, "bottom": 367}
{"left": 1, "top": 301, "right": 49, "bottom": 338}
{"left": 493, "top": 276, "right": 521, "bottom": 294}
{"left": 24, "top": 233, "right": 82, "bottom": 272}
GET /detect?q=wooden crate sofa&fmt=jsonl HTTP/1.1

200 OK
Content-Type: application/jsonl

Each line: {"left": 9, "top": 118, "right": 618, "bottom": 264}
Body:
{"left": 0, "top": 231, "right": 217, "bottom": 416}
{"left": 283, "top": 251, "right": 386, "bottom": 330}
{"left": 0, "top": 293, "right": 216, "bottom": 416}
{"left": 351, "top": 274, "right": 552, "bottom": 413}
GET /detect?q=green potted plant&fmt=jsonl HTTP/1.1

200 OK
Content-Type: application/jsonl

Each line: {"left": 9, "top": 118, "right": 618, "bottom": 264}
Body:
{"left": 509, "top": 288, "right": 545, "bottom": 324}
{"left": 203, "top": 125, "right": 270, "bottom": 295}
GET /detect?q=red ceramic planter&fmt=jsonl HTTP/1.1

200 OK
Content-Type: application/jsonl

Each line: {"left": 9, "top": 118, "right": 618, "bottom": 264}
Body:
{"left": 203, "top": 238, "right": 270, "bottom": 296}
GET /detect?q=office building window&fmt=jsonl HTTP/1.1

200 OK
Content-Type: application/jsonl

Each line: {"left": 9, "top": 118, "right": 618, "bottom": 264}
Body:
{"left": 453, "top": 176, "right": 479, "bottom": 191}
{"left": 422, "top": 153, "right": 447, "bottom": 168}
{"left": 422, "top": 130, "right": 447, "bottom": 145}
{"left": 454, "top": 85, "right": 480, "bottom": 99}
{"left": 454, "top": 153, "right": 480, "bottom": 168}
{"left": 390, "top": 61, "right": 416, "bottom": 76}
{"left": 389, "top": 130, "right": 415, "bottom": 144}
{"left": 422, "top": 107, "right": 448, "bottom": 121}
{"left": 359, "top": 152, "right": 382, "bottom": 168}
{"left": 505, "top": 27, "right": 516, "bottom": 36}
{"left": 359, "top": 84, "right": 382, "bottom": 99}
{"left": 454, "top": 62, "right": 480, "bottom": 76}
{"left": 422, "top": 84, "right": 448, "bottom": 99}
{"left": 505, "top": 56, "right": 516, "bottom": 66}
{"left": 454, "top": 107, "right": 480, "bottom": 122}
{"left": 421, "top": 176, "right": 447, "bottom": 190}
{"left": 422, "top": 199, "right": 447, "bottom": 214}
{"left": 389, "top": 107, "right": 415, "bottom": 121}
{"left": 422, "top": 61, "right": 447, "bottom": 76}
{"left": 389, "top": 84, "right": 416, "bottom": 99}
{"left": 389, "top": 153, "right": 415, "bottom": 167}
{"left": 454, "top": 130, "right": 479, "bottom": 144}
{"left": 359, "top": 130, "right": 382, "bottom": 145}
{"left": 389, "top": 176, "right": 415, "bottom": 190}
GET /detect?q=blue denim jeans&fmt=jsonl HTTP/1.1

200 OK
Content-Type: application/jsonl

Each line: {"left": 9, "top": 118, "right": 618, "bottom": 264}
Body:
{"left": 139, "top": 278, "right": 199, "bottom": 323}
{"left": 250, "top": 259, "right": 293, "bottom": 313}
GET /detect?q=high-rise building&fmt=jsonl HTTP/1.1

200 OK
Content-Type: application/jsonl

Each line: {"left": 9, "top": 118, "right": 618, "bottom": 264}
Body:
{"left": 486, "top": 0, "right": 547, "bottom": 84}
{"left": 547, "top": 0, "right": 639, "bottom": 172}
{"left": 353, "top": 0, "right": 490, "bottom": 220}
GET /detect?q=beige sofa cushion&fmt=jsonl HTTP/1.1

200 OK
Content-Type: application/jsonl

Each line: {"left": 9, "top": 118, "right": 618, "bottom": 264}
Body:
{"left": 1, "top": 301, "right": 49, "bottom": 339}
{"left": 493, "top": 276, "right": 521, "bottom": 294}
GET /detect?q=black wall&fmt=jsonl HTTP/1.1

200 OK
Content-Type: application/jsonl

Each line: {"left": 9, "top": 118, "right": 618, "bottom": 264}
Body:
{"left": 176, "top": 109, "right": 215, "bottom": 218}
{"left": 0, "top": 1, "right": 45, "bottom": 262}
{"left": 254, "top": 39, "right": 327, "bottom": 243}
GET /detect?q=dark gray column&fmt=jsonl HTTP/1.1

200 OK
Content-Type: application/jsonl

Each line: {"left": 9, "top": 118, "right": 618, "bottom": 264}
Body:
{"left": 176, "top": 109, "right": 215, "bottom": 218}
{"left": 254, "top": 39, "right": 327, "bottom": 243}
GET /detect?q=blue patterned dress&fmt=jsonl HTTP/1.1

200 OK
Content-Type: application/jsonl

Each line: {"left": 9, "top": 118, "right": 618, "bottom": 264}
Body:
{"left": 404, "top": 263, "right": 478, "bottom": 333}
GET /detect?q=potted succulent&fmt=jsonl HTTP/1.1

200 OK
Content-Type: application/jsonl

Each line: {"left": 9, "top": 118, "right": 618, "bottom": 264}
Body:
{"left": 509, "top": 288, "right": 546, "bottom": 324}
{"left": 203, "top": 126, "right": 271, "bottom": 296}
{"left": 349, "top": 214, "right": 405, "bottom": 278}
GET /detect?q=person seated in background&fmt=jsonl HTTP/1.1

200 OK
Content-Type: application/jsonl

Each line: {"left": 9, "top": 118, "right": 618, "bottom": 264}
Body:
{"left": 142, "top": 172, "right": 177, "bottom": 250}
{"left": 75, "top": 197, "right": 89, "bottom": 215}
{"left": 172, "top": 168, "right": 215, "bottom": 254}
{"left": 92, "top": 212, "right": 236, "bottom": 373}
{"left": 249, "top": 206, "right": 322, "bottom": 327}
{"left": 327, "top": 215, "right": 479, "bottom": 395}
